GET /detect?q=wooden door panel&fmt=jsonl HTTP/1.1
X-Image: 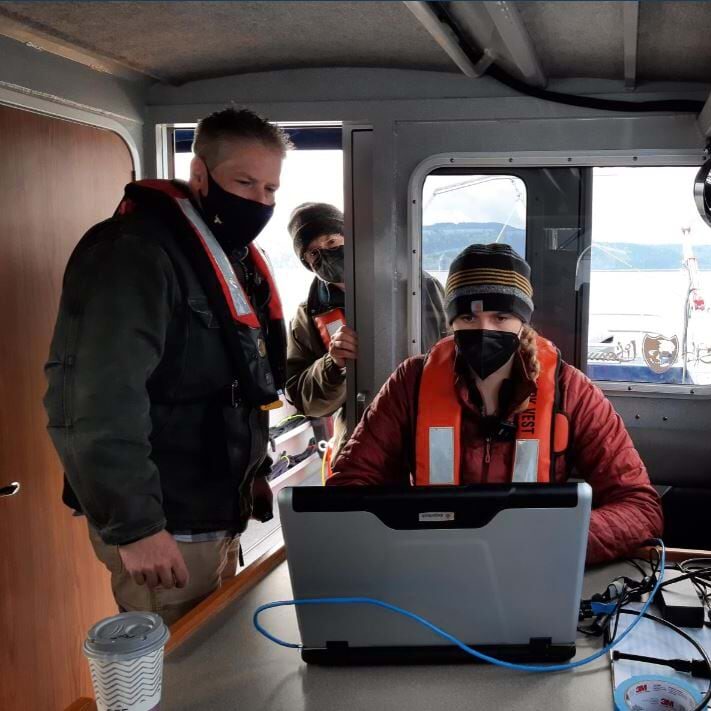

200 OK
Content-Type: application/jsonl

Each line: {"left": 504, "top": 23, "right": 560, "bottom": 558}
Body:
{"left": 0, "top": 104, "right": 133, "bottom": 711}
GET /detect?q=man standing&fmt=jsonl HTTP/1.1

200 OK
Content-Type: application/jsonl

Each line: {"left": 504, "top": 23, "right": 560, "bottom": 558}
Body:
{"left": 44, "top": 108, "right": 291, "bottom": 623}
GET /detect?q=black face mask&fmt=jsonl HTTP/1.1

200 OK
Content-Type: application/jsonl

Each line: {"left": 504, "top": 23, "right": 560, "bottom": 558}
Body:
{"left": 454, "top": 329, "right": 520, "bottom": 380}
{"left": 200, "top": 170, "right": 274, "bottom": 253}
{"left": 312, "top": 246, "right": 345, "bottom": 284}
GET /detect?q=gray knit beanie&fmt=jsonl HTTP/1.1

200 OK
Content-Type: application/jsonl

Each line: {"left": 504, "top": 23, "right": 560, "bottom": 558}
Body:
{"left": 288, "top": 202, "right": 344, "bottom": 266}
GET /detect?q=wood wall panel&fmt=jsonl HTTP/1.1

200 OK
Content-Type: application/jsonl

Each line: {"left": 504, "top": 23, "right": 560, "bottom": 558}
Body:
{"left": 0, "top": 104, "right": 133, "bottom": 711}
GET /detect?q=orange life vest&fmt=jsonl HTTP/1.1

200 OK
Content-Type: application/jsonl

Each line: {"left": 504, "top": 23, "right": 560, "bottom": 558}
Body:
{"left": 118, "top": 180, "right": 283, "bottom": 328}
{"left": 415, "top": 335, "right": 569, "bottom": 485}
{"left": 117, "top": 179, "right": 285, "bottom": 409}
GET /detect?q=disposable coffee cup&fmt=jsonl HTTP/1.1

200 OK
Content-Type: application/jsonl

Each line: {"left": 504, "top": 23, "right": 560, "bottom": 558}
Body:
{"left": 83, "top": 611, "right": 170, "bottom": 711}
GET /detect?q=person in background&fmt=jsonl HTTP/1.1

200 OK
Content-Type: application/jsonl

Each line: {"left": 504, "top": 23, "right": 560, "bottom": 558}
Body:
{"left": 44, "top": 108, "right": 291, "bottom": 623}
{"left": 286, "top": 202, "right": 448, "bottom": 470}
{"left": 328, "top": 243, "right": 663, "bottom": 565}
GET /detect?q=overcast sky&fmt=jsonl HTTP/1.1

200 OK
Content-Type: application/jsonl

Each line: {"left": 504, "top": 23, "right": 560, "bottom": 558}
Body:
{"left": 423, "top": 175, "right": 527, "bottom": 230}
{"left": 423, "top": 167, "right": 711, "bottom": 247}
{"left": 593, "top": 167, "right": 710, "bottom": 245}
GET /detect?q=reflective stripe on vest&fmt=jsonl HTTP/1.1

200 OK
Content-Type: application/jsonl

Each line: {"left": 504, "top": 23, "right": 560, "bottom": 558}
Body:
{"left": 415, "top": 335, "right": 567, "bottom": 486}
{"left": 174, "top": 198, "right": 256, "bottom": 325}
{"left": 124, "top": 180, "right": 283, "bottom": 330}
{"left": 313, "top": 308, "right": 346, "bottom": 350}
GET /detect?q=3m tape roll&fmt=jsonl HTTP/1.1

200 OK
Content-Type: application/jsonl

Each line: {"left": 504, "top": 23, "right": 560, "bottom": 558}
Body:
{"left": 614, "top": 675, "right": 702, "bottom": 711}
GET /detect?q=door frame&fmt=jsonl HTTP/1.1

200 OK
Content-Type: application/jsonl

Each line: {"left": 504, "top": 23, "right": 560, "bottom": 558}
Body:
{"left": 0, "top": 85, "right": 141, "bottom": 176}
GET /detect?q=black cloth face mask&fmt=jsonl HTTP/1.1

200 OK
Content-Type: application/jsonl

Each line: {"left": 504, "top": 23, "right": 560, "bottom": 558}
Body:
{"left": 312, "top": 245, "right": 345, "bottom": 284}
{"left": 454, "top": 329, "right": 520, "bottom": 380}
{"left": 200, "top": 170, "right": 274, "bottom": 253}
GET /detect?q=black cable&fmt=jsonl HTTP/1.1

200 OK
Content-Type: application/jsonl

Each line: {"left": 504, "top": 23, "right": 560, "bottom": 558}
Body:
{"left": 579, "top": 554, "right": 658, "bottom": 638}
{"left": 617, "top": 609, "right": 711, "bottom": 711}
{"left": 625, "top": 558, "right": 649, "bottom": 578}
{"left": 612, "top": 651, "right": 711, "bottom": 679}
{"left": 679, "top": 561, "right": 711, "bottom": 594}
{"left": 607, "top": 579, "right": 633, "bottom": 643}
{"left": 677, "top": 561, "right": 711, "bottom": 608}
{"left": 659, "top": 567, "right": 711, "bottom": 590}
{"left": 675, "top": 563, "right": 710, "bottom": 601}
{"left": 432, "top": 3, "right": 706, "bottom": 116}
{"left": 485, "top": 64, "right": 706, "bottom": 115}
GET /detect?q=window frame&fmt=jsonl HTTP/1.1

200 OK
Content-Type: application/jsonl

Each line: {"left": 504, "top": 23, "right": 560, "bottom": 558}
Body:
{"left": 408, "top": 149, "right": 711, "bottom": 398}
{"left": 160, "top": 122, "right": 343, "bottom": 179}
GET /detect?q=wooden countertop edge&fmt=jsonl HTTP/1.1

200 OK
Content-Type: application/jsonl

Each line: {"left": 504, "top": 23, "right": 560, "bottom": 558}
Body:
{"left": 64, "top": 543, "right": 286, "bottom": 711}
{"left": 632, "top": 546, "right": 711, "bottom": 563}
{"left": 64, "top": 699, "right": 96, "bottom": 711}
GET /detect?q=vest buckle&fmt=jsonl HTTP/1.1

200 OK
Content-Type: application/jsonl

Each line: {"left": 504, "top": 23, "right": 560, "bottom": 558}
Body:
{"left": 230, "top": 380, "right": 242, "bottom": 408}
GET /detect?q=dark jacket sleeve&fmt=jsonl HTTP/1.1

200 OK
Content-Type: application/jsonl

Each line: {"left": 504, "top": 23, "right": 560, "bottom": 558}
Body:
{"left": 285, "top": 302, "right": 346, "bottom": 417}
{"left": 422, "top": 272, "right": 449, "bottom": 351}
{"left": 563, "top": 365, "right": 664, "bottom": 565}
{"left": 328, "top": 357, "right": 423, "bottom": 486}
{"left": 44, "top": 231, "right": 177, "bottom": 545}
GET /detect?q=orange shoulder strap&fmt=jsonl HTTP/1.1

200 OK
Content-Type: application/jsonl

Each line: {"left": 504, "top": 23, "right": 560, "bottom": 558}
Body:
{"left": 513, "top": 336, "right": 563, "bottom": 483}
{"left": 415, "top": 337, "right": 461, "bottom": 486}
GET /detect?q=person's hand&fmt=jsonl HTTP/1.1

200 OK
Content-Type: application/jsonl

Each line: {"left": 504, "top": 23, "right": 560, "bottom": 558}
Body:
{"left": 251, "top": 475, "right": 274, "bottom": 522}
{"left": 329, "top": 325, "right": 358, "bottom": 368}
{"left": 118, "top": 530, "right": 189, "bottom": 590}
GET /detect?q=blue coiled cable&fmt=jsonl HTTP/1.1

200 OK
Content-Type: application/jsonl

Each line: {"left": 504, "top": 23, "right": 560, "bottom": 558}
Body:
{"left": 253, "top": 539, "right": 665, "bottom": 673}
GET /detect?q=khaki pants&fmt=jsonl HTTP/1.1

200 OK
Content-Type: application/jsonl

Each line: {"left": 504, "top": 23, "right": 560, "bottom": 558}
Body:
{"left": 88, "top": 524, "right": 240, "bottom": 626}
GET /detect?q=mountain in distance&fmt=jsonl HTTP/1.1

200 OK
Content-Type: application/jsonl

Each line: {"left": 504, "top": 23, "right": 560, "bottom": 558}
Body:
{"left": 588, "top": 242, "right": 711, "bottom": 270}
{"left": 422, "top": 222, "right": 525, "bottom": 270}
{"left": 423, "top": 222, "right": 711, "bottom": 270}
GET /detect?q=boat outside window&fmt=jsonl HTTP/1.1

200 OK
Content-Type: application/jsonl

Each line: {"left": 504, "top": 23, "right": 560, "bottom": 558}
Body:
{"left": 587, "top": 167, "right": 711, "bottom": 385}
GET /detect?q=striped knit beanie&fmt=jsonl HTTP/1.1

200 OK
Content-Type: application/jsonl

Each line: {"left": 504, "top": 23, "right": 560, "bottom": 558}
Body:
{"left": 445, "top": 243, "right": 533, "bottom": 324}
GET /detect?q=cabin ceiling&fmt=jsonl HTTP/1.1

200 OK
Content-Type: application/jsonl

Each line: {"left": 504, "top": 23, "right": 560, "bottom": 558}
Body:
{"left": 0, "top": 0, "right": 709, "bottom": 87}
{"left": 0, "top": 1, "right": 458, "bottom": 83}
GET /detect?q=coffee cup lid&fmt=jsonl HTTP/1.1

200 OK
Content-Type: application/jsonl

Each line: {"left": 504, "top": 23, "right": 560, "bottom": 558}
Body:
{"left": 84, "top": 612, "right": 169, "bottom": 661}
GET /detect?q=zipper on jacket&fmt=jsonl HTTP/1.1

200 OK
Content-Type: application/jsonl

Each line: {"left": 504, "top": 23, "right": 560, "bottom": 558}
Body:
{"left": 483, "top": 437, "right": 492, "bottom": 482}
{"left": 480, "top": 402, "right": 491, "bottom": 482}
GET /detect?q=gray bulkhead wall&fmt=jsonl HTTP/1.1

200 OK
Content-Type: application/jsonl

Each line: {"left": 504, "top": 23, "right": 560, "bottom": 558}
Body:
{"left": 146, "top": 68, "right": 707, "bottom": 376}
{"left": 0, "top": 34, "right": 147, "bottom": 172}
{"left": 151, "top": 68, "right": 711, "bottom": 487}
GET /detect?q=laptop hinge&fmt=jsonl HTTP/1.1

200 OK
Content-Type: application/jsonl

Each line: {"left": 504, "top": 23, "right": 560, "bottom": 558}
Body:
{"left": 529, "top": 637, "right": 553, "bottom": 654}
{"left": 326, "top": 640, "right": 350, "bottom": 650}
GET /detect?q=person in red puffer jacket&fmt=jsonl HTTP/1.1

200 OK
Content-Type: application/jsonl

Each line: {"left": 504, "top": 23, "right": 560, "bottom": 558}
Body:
{"left": 328, "top": 243, "right": 663, "bottom": 566}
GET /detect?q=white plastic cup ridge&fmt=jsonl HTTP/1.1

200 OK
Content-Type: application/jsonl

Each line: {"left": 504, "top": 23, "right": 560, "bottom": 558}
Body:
{"left": 83, "top": 612, "right": 169, "bottom": 711}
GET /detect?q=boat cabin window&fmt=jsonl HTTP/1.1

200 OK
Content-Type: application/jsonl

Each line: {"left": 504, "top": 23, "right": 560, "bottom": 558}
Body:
{"left": 416, "top": 163, "right": 710, "bottom": 387}
{"left": 587, "top": 166, "right": 711, "bottom": 386}
{"left": 422, "top": 173, "right": 527, "bottom": 279}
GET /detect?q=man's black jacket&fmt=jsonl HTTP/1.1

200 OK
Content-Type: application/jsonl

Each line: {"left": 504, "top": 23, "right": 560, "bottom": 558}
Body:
{"left": 44, "top": 184, "right": 279, "bottom": 545}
